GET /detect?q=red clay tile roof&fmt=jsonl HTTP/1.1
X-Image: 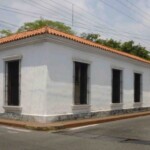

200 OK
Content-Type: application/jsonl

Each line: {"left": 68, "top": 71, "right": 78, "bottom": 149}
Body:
{"left": 0, "top": 26, "right": 150, "bottom": 64}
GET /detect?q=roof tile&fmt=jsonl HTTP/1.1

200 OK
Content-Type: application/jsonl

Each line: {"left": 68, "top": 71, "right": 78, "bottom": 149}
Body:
{"left": 0, "top": 26, "right": 150, "bottom": 64}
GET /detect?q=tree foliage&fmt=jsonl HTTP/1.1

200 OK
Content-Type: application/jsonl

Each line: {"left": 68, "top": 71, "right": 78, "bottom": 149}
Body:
{"left": 80, "top": 33, "right": 101, "bottom": 42}
{"left": 0, "top": 20, "right": 149, "bottom": 60}
{"left": 81, "top": 33, "right": 150, "bottom": 60}
{"left": 17, "top": 19, "right": 75, "bottom": 35}
{"left": 0, "top": 29, "right": 13, "bottom": 37}
{"left": 0, "top": 19, "right": 75, "bottom": 37}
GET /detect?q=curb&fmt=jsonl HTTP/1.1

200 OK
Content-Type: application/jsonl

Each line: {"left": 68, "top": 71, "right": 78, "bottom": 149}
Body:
{"left": 50, "top": 111, "right": 150, "bottom": 131}
{"left": 0, "top": 111, "right": 150, "bottom": 131}
{"left": 0, "top": 119, "right": 26, "bottom": 128}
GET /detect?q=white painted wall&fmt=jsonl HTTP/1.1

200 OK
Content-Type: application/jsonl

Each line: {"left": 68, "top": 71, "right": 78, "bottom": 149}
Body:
{"left": 44, "top": 38, "right": 150, "bottom": 115}
{"left": 0, "top": 42, "right": 48, "bottom": 116}
{"left": 0, "top": 35, "right": 150, "bottom": 120}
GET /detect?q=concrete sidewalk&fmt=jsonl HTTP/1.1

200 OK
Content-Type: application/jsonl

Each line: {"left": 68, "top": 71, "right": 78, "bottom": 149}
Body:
{"left": 0, "top": 111, "right": 150, "bottom": 131}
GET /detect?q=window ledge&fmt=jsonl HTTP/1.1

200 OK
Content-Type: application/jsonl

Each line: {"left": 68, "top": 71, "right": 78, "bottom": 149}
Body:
{"left": 72, "top": 105, "right": 91, "bottom": 114}
{"left": 133, "top": 102, "right": 143, "bottom": 108}
{"left": 3, "top": 106, "right": 22, "bottom": 114}
{"left": 111, "top": 103, "right": 123, "bottom": 110}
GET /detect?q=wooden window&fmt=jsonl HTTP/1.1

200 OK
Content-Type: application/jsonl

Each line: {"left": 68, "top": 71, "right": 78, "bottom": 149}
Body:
{"left": 134, "top": 73, "right": 142, "bottom": 103}
{"left": 112, "top": 69, "right": 122, "bottom": 103}
{"left": 74, "top": 62, "right": 88, "bottom": 105}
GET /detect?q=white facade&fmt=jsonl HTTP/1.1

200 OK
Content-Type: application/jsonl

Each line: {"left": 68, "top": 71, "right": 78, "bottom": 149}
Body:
{"left": 0, "top": 34, "right": 150, "bottom": 123}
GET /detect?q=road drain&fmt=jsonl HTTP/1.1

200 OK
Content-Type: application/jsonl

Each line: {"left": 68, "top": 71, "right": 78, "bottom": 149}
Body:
{"left": 122, "top": 138, "right": 150, "bottom": 145}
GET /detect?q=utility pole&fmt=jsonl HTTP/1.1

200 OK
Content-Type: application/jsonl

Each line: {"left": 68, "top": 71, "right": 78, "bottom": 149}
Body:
{"left": 72, "top": 4, "right": 74, "bottom": 27}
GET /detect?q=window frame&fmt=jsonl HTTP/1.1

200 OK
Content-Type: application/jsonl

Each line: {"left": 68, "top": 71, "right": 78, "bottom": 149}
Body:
{"left": 134, "top": 72, "right": 143, "bottom": 103}
{"left": 73, "top": 59, "right": 91, "bottom": 106}
{"left": 73, "top": 61, "right": 90, "bottom": 106}
{"left": 3, "top": 56, "right": 22, "bottom": 108}
{"left": 111, "top": 68, "right": 123, "bottom": 104}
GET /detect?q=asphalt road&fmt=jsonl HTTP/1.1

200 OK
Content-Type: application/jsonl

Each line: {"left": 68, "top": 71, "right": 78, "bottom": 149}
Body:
{"left": 0, "top": 116, "right": 150, "bottom": 150}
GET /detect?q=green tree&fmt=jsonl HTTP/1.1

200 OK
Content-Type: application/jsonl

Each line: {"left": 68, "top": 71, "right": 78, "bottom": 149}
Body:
{"left": 121, "top": 41, "right": 134, "bottom": 53}
{"left": 81, "top": 33, "right": 150, "bottom": 60}
{"left": 80, "top": 33, "right": 101, "bottom": 42}
{"left": 80, "top": 33, "right": 121, "bottom": 50}
{"left": 122, "top": 41, "right": 150, "bottom": 60}
{"left": 17, "top": 19, "right": 75, "bottom": 35}
{"left": 0, "top": 29, "right": 13, "bottom": 37}
{"left": 102, "top": 39, "right": 122, "bottom": 50}
{"left": 0, "top": 21, "right": 150, "bottom": 60}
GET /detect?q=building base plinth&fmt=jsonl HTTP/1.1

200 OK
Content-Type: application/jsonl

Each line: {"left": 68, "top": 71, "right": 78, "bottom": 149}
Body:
{"left": 0, "top": 107, "right": 150, "bottom": 123}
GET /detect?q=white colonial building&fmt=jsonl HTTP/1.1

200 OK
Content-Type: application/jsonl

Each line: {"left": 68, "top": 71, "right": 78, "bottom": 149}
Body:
{"left": 0, "top": 27, "right": 150, "bottom": 123}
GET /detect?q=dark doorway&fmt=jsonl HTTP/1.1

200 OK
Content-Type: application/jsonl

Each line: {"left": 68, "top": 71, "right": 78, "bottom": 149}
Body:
{"left": 6, "top": 60, "right": 20, "bottom": 106}
{"left": 134, "top": 73, "right": 142, "bottom": 103}
{"left": 74, "top": 62, "right": 88, "bottom": 105}
{"left": 112, "top": 69, "right": 122, "bottom": 103}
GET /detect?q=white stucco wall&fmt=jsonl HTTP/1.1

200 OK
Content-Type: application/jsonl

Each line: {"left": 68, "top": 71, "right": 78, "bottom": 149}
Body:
{"left": 0, "top": 35, "right": 150, "bottom": 120}
{"left": 0, "top": 42, "right": 48, "bottom": 116}
{"left": 44, "top": 38, "right": 150, "bottom": 116}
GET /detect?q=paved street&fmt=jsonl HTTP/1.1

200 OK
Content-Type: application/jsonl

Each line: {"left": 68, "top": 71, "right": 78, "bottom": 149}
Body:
{"left": 0, "top": 116, "right": 150, "bottom": 150}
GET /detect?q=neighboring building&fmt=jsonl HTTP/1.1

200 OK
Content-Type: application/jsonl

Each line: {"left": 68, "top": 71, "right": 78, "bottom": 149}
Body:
{"left": 0, "top": 27, "right": 150, "bottom": 123}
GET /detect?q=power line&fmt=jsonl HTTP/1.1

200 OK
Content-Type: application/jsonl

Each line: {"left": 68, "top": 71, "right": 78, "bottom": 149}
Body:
{"left": 22, "top": 0, "right": 127, "bottom": 34}
{"left": 116, "top": 0, "right": 150, "bottom": 23}
{"left": 0, "top": 24, "right": 12, "bottom": 30}
{"left": 73, "top": 8, "right": 149, "bottom": 38}
{"left": 49, "top": 0, "right": 150, "bottom": 39}
{"left": 99, "top": 0, "right": 150, "bottom": 30}
{"left": 0, "top": 4, "right": 147, "bottom": 44}
{"left": 47, "top": 0, "right": 72, "bottom": 11}
{"left": 22, "top": 2, "right": 150, "bottom": 39}
{"left": 22, "top": 0, "right": 74, "bottom": 26}
{"left": 0, "top": 0, "right": 150, "bottom": 48}
{"left": 1, "top": 16, "right": 149, "bottom": 46}
{"left": 0, "top": 7, "right": 40, "bottom": 18}
{"left": 23, "top": 0, "right": 72, "bottom": 20}
{"left": 40, "top": 0, "right": 72, "bottom": 18}
{"left": 127, "top": 0, "right": 150, "bottom": 18}
{"left": 61, "top": 0, "right": 150, "bottom": 38}
{"left": 74, "top": 22, "right": 150, "bottom": 45}
{"left": 0, "top": 5, "right": 71, "bottom": 23}
{"left": 0, "top": 20, "right": 19, "bottom": 28}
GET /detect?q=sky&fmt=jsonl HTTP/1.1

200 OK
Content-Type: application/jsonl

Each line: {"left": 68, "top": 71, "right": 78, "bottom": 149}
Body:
{"left": 0, "top": 0, "right": 150, "bottom": 50}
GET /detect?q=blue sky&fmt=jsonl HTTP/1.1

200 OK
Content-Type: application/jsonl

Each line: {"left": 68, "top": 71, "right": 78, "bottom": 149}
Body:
{"left": 0, "top": 0, "right": 150, "bottom": 50}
